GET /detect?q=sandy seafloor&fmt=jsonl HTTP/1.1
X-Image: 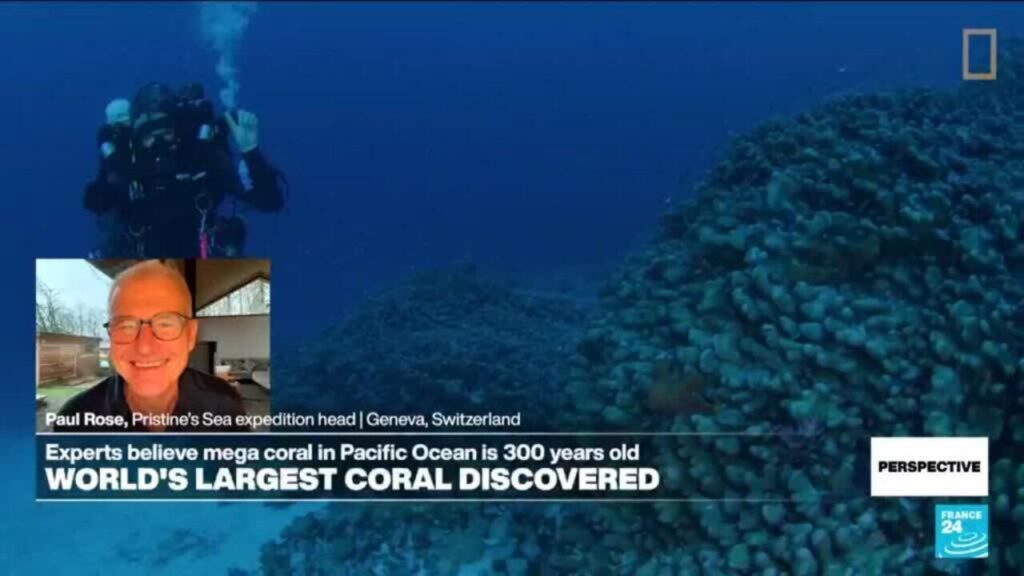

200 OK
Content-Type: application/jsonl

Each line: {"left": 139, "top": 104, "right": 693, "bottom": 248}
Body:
{"left": 0, "top": 434, "right": 324, "bottom": 575}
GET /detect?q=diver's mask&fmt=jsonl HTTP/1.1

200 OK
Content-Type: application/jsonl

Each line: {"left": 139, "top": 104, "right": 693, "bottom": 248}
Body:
{"left": 132, "top": 113, "right": 179, "bottom": 183}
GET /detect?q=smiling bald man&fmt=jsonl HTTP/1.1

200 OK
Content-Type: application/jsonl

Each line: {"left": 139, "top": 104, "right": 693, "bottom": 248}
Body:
{"left": 53, "top": 260, "right": 250, "bottom": 432}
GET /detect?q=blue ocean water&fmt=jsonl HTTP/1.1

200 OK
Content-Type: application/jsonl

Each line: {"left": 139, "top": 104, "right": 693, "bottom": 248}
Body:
{"left": 4, "top": 2, "right": 1024, "bottom": 573}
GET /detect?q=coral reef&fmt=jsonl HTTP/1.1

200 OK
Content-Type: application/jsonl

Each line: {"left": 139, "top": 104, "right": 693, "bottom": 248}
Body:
{"left": 115, "top": 527, "right": 221, "bottom": 568}
{"left": 259, "top": 38, "right": 1024, "bottom": 576}
{"left": 273, "top": 266, "right": 594, "bottom": 428}
{"left": 560, "top": 38, "right": 1024, "bottom": 574}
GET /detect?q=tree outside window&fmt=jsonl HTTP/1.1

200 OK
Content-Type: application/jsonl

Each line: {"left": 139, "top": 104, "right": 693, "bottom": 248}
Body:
{"left": 198, "top": 278, "right": 271, "bottom": 317}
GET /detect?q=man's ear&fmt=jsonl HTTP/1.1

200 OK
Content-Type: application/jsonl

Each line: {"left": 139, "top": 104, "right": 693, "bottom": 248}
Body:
{"left": 186, "top": 319, "right": 199, "bottom": 352}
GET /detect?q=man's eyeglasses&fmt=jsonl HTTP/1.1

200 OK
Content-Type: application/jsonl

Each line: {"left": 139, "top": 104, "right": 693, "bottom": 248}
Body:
{"left": 104, "top": 312, "right": 191, "bottom": 344}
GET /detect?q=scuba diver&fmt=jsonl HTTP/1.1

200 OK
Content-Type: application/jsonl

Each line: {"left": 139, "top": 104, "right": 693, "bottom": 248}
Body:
{"left": 83, "top": 82, "right": 285, "bottom": 257}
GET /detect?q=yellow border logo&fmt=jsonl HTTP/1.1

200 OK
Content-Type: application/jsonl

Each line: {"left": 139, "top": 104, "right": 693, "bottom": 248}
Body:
{"left": 963, "top": 28, "right": 997, "bottom": 81}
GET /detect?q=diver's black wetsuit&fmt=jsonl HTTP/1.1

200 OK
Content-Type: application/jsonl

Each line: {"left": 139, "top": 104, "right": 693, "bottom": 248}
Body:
{"left": 83, "top": 128, "right": 283, "bottom": 257}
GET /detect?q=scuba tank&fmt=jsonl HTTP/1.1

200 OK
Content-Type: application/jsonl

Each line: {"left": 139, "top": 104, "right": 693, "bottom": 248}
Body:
{"left": 99, "top": 98, "right": 131, "bottom": 159}
{"left": 176, "top": 83, "right": 218, "bottom": 148}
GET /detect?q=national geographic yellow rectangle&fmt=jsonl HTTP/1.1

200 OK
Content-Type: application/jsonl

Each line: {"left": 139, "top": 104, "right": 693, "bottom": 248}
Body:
{"left": 963, "top": 28, "right": 997, "bottom": 81}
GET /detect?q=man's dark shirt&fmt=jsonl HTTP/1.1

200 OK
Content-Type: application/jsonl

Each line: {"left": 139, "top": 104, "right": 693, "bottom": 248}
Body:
{"left": 53, "top": 368, "right": 250, "bottom": 432}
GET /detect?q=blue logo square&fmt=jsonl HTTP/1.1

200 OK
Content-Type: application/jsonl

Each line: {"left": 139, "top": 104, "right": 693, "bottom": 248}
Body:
{"left": 935, "top": 504, "right": 988, "bottom": 559}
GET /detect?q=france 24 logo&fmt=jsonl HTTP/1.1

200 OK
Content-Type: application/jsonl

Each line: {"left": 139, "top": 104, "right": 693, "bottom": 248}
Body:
{"left": 935, "top": 504, "right": 988, "bottom": 559}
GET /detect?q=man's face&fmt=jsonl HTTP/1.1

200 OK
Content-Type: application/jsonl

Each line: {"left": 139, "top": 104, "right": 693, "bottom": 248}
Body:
{"left": 109, "top": 273, "right": 196, "bottom": 398}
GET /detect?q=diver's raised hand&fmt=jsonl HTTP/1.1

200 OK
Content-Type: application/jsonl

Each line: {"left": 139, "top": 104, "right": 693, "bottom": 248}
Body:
{"left": 128, "top": 181, "right": 144, "bottom": 201}
{"left": 225, "top": 109, "right": 260, "bottom": 153}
